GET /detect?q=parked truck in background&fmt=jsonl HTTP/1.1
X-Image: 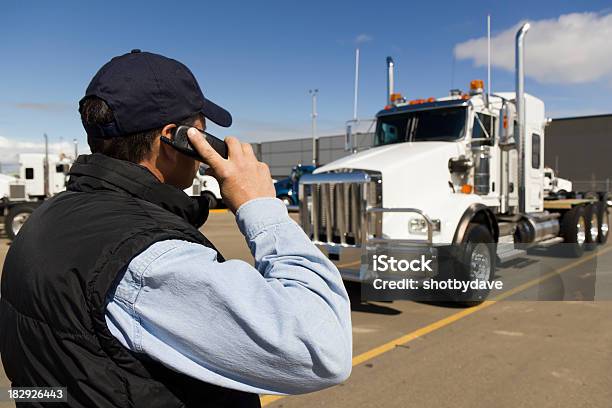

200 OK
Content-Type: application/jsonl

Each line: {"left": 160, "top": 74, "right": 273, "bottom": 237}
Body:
{"left": 1, "top": 153, "right": 73, "bottom": 239}
{"left": 543, "top": 167, "right": 573, "bottom": 197}
{"left": 299, "top": 24, "right": 609, "bottom": 302}
{"left": 274, "top": 164, "right": 316, "bottom": 206}
{"left": 184, "top": 165, "right": 223, "bottom": 208}
{"left": 3, "top": 159, "right": 222, "bottom": 239}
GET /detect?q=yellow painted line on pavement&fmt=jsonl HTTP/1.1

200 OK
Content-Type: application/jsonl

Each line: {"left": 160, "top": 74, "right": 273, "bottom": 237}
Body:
{"left": 261, "top": 244, "right": 612, "bottom": 407}
{"left": 209, "top": 209, "right": 228, "bottom": 213}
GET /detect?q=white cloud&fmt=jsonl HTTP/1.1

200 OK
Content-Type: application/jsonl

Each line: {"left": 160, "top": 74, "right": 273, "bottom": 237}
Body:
{"left": 454, "top": 12, "right": 612, "bottom": 84}
{"left": 0, "top": 136, "right": 88, "bottom": 164}
{"left": 355, "top": 33, "right": 373, "bottom": 44}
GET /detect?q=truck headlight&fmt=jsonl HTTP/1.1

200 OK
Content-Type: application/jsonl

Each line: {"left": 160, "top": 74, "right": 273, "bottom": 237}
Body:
{"left": 408, "top": 217, "right": 441, "bottom": 234}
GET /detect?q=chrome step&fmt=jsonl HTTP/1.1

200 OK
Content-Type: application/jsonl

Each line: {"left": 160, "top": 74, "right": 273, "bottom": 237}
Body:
{"left": 496, "top": 241, "right": 526, "bottom": 263}
{"left": 497, "top": 248, "right": 527, "bottom": 263}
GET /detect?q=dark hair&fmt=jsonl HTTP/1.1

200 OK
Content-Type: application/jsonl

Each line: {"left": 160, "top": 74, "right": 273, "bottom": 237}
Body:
{"left": 80, "top": 97, "right": 202, "bottom": 163}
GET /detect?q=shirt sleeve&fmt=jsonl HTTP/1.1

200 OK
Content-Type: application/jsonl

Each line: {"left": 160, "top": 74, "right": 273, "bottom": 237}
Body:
{"left": 105, "top": 197, "right": 352, "bottom": 395}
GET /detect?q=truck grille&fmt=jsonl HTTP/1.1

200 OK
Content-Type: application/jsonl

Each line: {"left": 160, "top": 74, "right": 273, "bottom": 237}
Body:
{"left": 9, "top": 184, "right": 26, "bottom": 200}
{"left": 299, "top": 171, "right": 382, "bottom": 246}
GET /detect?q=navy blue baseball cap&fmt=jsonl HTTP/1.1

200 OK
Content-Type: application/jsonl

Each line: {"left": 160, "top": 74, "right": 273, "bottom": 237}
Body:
{"left": 79, "top": 49, "right": 232, "bottom": 139}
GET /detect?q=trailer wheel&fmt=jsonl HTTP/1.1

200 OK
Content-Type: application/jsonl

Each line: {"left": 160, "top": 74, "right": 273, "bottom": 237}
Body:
{"left": 201, "top": 192, "right": 218, "bottom": 209}
{"left": 596, "top": 202, "right": 609, "bottom": 244}
{"left": 5, "top": 204, "right": 37, "bottom": 240}
{"left": 584, "top": 204, "right": 599, "bottom": 250}
{"left": 560, "top": 206, "right": 587, "bottom": 257}
{"left": 451, "top": 223, "right": 496, "bottom": 304}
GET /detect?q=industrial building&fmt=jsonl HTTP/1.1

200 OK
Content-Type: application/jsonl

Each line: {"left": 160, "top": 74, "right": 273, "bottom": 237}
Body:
{"left": 545, "top": 114, "right": 612, "bottom": 191}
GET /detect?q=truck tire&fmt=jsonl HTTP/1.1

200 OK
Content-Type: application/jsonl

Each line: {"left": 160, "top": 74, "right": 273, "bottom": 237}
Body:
{"left": 451, "top": 223, "right": 496, "bottom": 304}
{"left": 560, "top": 206, "right": 587, "bottom": 257}
{"left": 277, "top": 195, "right": 293, "bottom": 206}
{"left": 5, "top": 204, "right": 37, "bottom": 240}
{"left": 584, "top": 204, "right": 599, "bottom": 250}
{"left": 596, "top": 201, "right": 609, "bottom": 244}
{"left": 202, "top": 192, "right": 218, "bottom": 209}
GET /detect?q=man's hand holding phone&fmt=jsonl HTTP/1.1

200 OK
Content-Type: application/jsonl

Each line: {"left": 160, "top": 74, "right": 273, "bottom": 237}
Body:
{"left": 187, "top": 128, "right": 276, "bottom": 213}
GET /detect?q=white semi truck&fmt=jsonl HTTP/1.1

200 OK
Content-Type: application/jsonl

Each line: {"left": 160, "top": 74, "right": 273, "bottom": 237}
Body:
{"left": 299, "top": 24, "right": 609, "bottom": 300}
{"left": 184, "top": 167, "right": 223, "bottom": 209}
{"left": 1, "top": 153, "right": 73, "bottom": 239}
{"left": 543, "top": 167, "right": 572, "bottom": 197}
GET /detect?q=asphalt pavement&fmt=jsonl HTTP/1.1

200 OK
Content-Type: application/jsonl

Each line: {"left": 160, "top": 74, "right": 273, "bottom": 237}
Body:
{"left": 1, "top": 210, "right": 610, "bottom": 407}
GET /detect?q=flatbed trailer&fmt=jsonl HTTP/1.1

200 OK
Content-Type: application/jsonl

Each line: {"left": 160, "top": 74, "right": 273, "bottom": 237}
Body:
{"left": 544, "top": 198, "right": 599, "bottom": 210}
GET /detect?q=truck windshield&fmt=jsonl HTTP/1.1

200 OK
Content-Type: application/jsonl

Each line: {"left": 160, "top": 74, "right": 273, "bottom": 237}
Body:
{"left": 374, "top": 107, "right": 467, "bottom": 146}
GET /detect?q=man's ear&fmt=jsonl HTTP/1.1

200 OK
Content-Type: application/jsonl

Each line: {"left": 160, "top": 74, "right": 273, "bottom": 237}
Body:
{"left": 157, "top": 123, "right": 180, "bottom": 168}
{"left": 158, "top": 123, "right": 179, "bottom": 161}
{"left": 161, "top": 123, "right": 177, "bottom": 139}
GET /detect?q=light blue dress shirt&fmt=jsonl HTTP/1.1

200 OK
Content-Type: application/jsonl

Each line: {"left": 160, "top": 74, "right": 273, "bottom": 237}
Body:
{"left": 105, "top": 197, "right": 352, "bottom": 395}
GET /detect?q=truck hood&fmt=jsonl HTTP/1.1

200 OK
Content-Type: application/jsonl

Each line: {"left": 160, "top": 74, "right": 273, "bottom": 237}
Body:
{"left": 310, "top": 141, "right": 481, "bottom": 243}
{"left": 315, "top": 141, "right": 463, "bottom": 175}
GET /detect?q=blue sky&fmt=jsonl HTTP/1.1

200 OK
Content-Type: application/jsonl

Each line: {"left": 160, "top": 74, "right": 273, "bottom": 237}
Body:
{"left": 0, "top": 0, "right": 611, "bottom": 163}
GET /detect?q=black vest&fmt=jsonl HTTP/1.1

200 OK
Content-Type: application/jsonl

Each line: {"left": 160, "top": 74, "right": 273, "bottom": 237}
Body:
{"left": 0, "top": 154, "right": 260, "bottom": 408}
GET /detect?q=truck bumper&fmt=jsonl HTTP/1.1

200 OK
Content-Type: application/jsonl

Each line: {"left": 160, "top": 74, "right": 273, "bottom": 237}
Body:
{"left": 314, "top": 206, "right": 440, "bottom": 283}
{"left": 316, "top": 240, "right": 439, "bottom": 283}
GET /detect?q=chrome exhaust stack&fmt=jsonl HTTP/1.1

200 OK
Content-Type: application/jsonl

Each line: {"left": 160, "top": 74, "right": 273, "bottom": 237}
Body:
{"left": 515, "top": 23, "right": 530, "bottom": 213}
{"left": 386, "top": 56, "right": 394, "bottom": 105}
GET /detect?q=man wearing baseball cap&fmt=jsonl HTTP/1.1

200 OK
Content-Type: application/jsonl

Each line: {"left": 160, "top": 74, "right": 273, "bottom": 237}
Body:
{"left": 0, "top": 50, "right": 352, "bottom": 407}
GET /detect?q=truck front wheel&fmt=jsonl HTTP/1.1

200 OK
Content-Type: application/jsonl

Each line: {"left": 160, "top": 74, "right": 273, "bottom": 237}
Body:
{"left": 5, "top": 204, "right": 37, "bottom": 240}
{"left": 451, "top": 223, "right": 496, "bottom": 304}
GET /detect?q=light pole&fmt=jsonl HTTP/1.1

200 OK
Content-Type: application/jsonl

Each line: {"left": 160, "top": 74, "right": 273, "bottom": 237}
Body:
{"left": 309, "top": 89, "right": 318, "bottom": 166}
{"left": 43, "top": 133, "right": 49, "bottom": 197}
{"left": 353, "top": 48, "right": 359, "bottom": 121}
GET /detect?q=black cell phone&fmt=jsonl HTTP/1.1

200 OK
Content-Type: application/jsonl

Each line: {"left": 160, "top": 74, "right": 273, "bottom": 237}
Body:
{"left": 160, "top": 125, "right": 228, "bottom": 160}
